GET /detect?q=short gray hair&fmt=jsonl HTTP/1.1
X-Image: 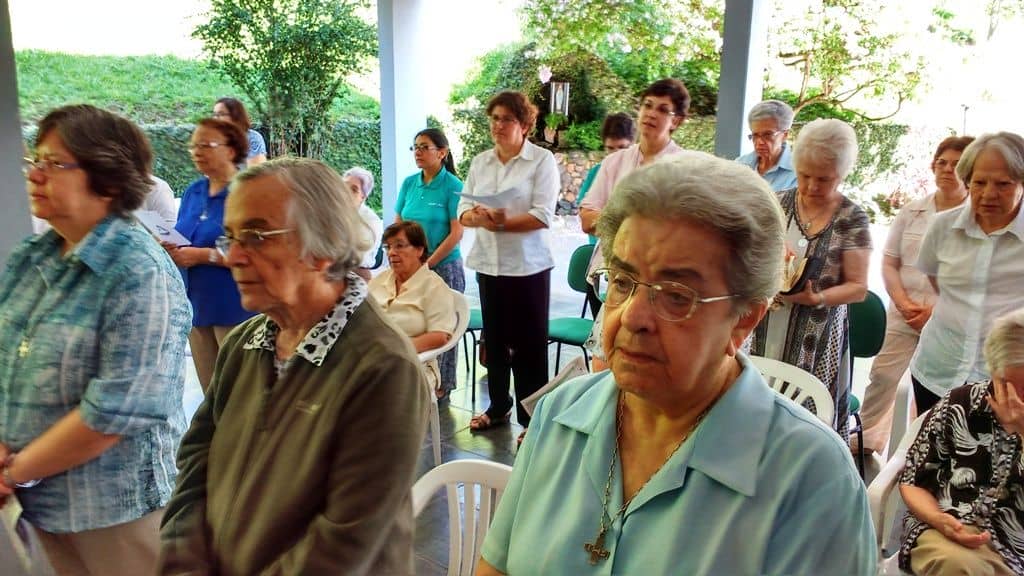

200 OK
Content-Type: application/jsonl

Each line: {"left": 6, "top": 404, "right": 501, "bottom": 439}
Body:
{"left": 596, "top": 151, "right": 785, "bottom": 313}
{"left": 956, "top": 132, "right": 1024, "bottom": 186}
{"left": 984, "top": 307, "right": 1024, "bottom": 376}
{"left": 793, "top": 118, "right": 859, "bottom": 179}
{"left": 748, "top": 100, "right": 794, "bottom": 131}
{"left": 342, "top": 166, "right": 375, "bottom": 199}
{"left": 234, "top": 157, "right": 371, "bottom": 281}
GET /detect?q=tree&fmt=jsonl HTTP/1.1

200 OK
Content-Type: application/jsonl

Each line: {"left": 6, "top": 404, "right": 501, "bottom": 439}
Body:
{"left": 193, "top": 0, "right": 377, "bottom": 158}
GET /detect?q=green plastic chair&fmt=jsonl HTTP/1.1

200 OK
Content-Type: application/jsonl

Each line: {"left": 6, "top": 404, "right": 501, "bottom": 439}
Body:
{"left": 548, "top": 244, "right": 596, "bottom": 374}
{"left": 461, "top": 308, "right": 483, "bottom": 404}
{"left": 847, "top": 289, "right": 887, "bottom": 477}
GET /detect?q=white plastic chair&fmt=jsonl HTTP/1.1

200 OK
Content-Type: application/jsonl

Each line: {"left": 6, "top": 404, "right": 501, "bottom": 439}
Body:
{"left": 867, "top": 411, "right": 928, "bottom": 576}
{"left": 412, "top": 459, "right": 513, "bottom": 576}
{"left": 886, "top": 373, "right": 916, "bottom": 461}
{"left": 418, "top": 289, "right": 470, "bottom": 467}
{"left": 748, "top": 355, "right": 835, "bottom": 426}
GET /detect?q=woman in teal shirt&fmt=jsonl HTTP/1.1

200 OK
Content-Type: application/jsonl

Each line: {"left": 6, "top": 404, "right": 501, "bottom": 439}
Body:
{"left": 395, "top": 128, "right": 464, "bottom": 399}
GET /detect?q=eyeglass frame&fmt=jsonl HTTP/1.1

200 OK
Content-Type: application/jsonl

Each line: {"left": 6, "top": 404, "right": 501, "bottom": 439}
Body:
{"left": 639, "top": 99, "right": 679, "bottom": 118}
{"left": 488, "top": 114, "right": 520, "bottom": 126}
{"left": 589, "top": 267, "right": 736, "bottom": 322}
{"left": 747, "top": 130, "right": 785, "bottom": 142}
{"left": 188, "top": 141, "right": 228, "bottom": 152}
{"left": 22, "top": 156, "right": 82, "bottom": 175}
{"left": 215, "top": 228, "right": 294, "bottom": 258}
{"left": 409, "top": 144, "right": 439, "bottom": 152}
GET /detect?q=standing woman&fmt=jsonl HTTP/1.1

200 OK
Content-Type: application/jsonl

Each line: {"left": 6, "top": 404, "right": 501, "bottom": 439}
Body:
{"left": 458, "top": 91, "right": 559, "bottom": 432}
{"left": 0, "top": 104, "right": 191, "bottom": 575}
{"left": 856, "top": 136, "right": 973, "bottom": 454}
{"left": 750, "top": 119, "right": 873, "bottom": 439}
{"left": 396, "top": 128, "right": 464, "bottom": 398}
{"left": 167, "top": 118, "right": 256, "bottom": 392}
{"left": 212, "top": 97, "right": 267, "bottom": 166}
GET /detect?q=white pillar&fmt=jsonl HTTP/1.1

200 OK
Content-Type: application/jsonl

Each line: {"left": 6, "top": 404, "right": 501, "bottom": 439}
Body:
{"left": 0, "top": 0, "right": 29, "bottom": 268}
{"left": 377, "top": 0, "right": 428, "bottom": 223}
{"left": 714, "top": 0, "right": 770, "bottom": 159}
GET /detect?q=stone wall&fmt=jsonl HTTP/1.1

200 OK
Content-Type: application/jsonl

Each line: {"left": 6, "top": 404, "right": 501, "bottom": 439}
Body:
{"left": 554, "top": 149, "right": 607, "bottom": 205}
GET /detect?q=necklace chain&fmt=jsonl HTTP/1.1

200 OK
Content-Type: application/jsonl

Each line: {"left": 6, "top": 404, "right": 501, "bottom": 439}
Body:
{"left": 797, "top": 195, "right": 835, "bottom": 232}
{"left": 584, "top": 392, "right": 710, "bottom": 564}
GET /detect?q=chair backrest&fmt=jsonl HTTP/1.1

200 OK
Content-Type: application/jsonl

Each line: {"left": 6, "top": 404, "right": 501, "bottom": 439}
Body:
{"left": 567, "top": 244, "right": 596, "bottom": 295}
{"left": 418, "top": 289, "right": 471, "bottom": 364}
{"left": 372, "top": 242, "right": 385, "bottom": 269}
{"left": 412, "top": 460, "right": 514, "bottom": 576}
{"left": 849, "top": 290, "right": 887, "bottom": 358}
{"left": 748, "top": 355, "right": 835, "bottom": 426}
{"left": 868, "top": 410, "right": 929, "bottom": 568}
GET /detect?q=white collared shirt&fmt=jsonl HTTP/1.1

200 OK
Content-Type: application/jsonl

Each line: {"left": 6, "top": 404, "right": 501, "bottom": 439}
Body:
{"left": 457, "top": 139, "right": 558, "bottom": 276}
{"left": 910, "top": 204, "right": 1024, "bottom": 395}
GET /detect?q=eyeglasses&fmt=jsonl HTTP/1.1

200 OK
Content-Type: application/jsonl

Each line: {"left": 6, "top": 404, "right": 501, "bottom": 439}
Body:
{"left": 22, "top": 157, "right": 81, "bottom": 176}
{"left": 589, "top": 268, "right": 736, "bottom": 322}
{"left": 215, "top": 228, "right": 293, "bottom": 257}
{"left": 747, "top": 131, "right": 784, "bottom": 142}
{"left": 189, "top": 141, "right": 227, "bottom": 152}
{"left": 212, "top": 112, "right": 231, "bottom": 119}
{"left": 410, "top": 144, "right": 439, "bottom": 152}
{"left": 639, "top": 100, "right": 678, "bottom": 117}
{"left": 489, "top": 114, "right": 519, "bottom": 126}
{"left": 383, "top": 241, "right": 412, "bottom": 252}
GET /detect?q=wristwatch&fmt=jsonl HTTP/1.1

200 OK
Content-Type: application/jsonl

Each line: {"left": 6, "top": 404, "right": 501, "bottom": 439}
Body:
{"left": 815, "top": 292, "right": 827, "bottom": 309}
{"left": 208, "top": 249, "right": 220, "bottom": 264}
{"left": 1, "top": 453, "right": 40, "bottom": 489}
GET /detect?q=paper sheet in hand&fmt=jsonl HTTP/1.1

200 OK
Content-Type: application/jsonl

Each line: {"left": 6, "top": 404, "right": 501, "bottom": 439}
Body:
{"left": 521, "top": 356, "right": 589, "bottom": 416}
{"left": 135, "top": 210, "right": 191, "bottom": 246}
{"left": 458, "top": 187, "right": 520, "bottom": 209}
{"left": 2, "top": 495, "right": 36, "bottom": 573}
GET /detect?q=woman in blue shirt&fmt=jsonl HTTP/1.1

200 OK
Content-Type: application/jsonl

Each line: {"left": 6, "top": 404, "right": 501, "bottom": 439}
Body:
{"left": 167, "top": 118, "right": 255, "bottom": 392}
{"left": 396, "top": 128, "right": 464, "bottom": 399}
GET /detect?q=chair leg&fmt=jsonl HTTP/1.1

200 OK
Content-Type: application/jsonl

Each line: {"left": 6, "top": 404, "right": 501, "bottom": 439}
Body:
{"left": 462, "top": 333, "right": 471, "bottom": 374}
{"left": 429, "top": 396, "right": 441, "bottom": 467}
{"left": 470, "top": 332, "right": 478, "bottom": 406}
{"left": 581, "top": 347, "right": 590, "bottom": 372}
{"left": 554, "top": 342, "right": 562, "bottom": 377}
{"left": 854, "top": 412, "right": 865, "bottom": 478}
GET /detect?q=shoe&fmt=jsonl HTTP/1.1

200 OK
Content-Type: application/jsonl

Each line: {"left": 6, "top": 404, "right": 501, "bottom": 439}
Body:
{"left": 469, "top": 410, "right": 510, "bottom": 432}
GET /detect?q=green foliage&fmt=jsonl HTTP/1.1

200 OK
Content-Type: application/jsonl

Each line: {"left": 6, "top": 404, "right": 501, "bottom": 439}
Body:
{"left": 321, "top": 119, "right": 383, "bottom": 213}
{"left": 845, "top": 122, "right": 909, "bottom": 195}
{"left": 545, "top": 112, "right": 568, "bottom": 130}
{"left": 147, "top": 125, "right": 204, "bottom": 194}
{"left": 193, "top": 0, "right": 378, "bottom": 158}
{"left": 560, "top": 121, "right": 604, "bottom": 151}
{"left": 671, "top": 116, "right": 718, "bottom": 153}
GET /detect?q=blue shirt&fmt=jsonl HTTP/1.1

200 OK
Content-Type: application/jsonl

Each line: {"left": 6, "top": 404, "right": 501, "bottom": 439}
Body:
{"left": 395, "top": 168, "right": 463, "bottom": 267}
{"left": 482, "top": 353, "right": 876, "bottom": 575}
{"left": 736, "top": 142, "right": 798, "bottom": 192}
{"left": 0, "top": 216, "right": 192, "bottom": 532}
{"left": 247, "top": 128, "right": 267, "bottom": 161}
{"left": 176, "top": 178, "right": 256, "bottom": 326}
{"left": 576, "top": 164, "right": 600, "bottom": 245}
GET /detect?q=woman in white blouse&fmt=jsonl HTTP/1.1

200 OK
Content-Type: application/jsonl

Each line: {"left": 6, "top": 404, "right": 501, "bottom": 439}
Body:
{"left": 457, "top": 91, "right": 559, "bottom": 434}
{"left": 910, "top": 132, "right": 1024, "bottom": 413}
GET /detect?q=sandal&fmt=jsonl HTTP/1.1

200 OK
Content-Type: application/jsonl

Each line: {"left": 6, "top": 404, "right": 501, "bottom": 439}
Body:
{"left": 469, "top": 411, "right": 510, "bottom": 432}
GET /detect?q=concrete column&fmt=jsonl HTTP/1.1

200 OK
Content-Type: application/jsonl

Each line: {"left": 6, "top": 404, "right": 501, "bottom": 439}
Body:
{"left": 0, "top": 0, "right": 30, "bottom": 268}
{"left": 714, "top": 0, "right": 770, "bottom": 159}
{"left": 377, "top": 0, "right": 428, "bottom": 223}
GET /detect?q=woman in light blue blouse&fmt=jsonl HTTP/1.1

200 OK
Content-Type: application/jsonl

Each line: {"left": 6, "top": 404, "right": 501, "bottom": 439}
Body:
{"left": 0, "top": 105, "right": 191, "bottom": 575}
{"left": 396, "top": 128, "right": 464, "bottom": 398}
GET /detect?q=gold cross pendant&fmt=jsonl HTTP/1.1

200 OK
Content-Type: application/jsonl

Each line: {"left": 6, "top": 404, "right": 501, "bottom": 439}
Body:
{"left": 584, "top": 531, "right": 610, "bottom": 564}
{"left": 17, "top": 339, "right": 30, "bottom": 358}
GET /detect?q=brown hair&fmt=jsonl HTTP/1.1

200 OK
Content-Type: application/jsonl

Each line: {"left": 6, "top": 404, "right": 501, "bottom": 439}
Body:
{"left": 932, "top": 135, "right": 975, "bottom": 166}
{"left": 486, "top": 91, "right": 539, "bottom": 132}
{"left": 196, "top": 118, "right": 248, "bottom": 165}
{"left": 36, "top": 104, "right": 153, "bottom": 217}
{"left": 214, "top": 97, "right": 252, "bottom": 131}
{"left": 639, "top": 78, "right": 691, "bottom": 120}
{"left": 383, "top": 220, "right": 429, "bottom": 263}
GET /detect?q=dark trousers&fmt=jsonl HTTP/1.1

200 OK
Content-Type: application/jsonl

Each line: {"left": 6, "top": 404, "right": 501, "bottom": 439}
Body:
{"left": 477, "top": 269, "right": 551, "bottom": 427}
{"left": 912, "top": 375, "right": 944, "bottom": 414}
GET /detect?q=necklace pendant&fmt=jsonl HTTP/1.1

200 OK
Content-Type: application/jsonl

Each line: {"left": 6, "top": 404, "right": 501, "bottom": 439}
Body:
{"left": 797, "top": 237, "right": 808, "bottom": 248}
{"left": 584, "top": 530, "right": 611, "bottom": 565}
{"left": 199, "top": 212, "right": 209, "bottom": 221}
{"left": 17, "top": 339, "right": 30, "bottom": 358}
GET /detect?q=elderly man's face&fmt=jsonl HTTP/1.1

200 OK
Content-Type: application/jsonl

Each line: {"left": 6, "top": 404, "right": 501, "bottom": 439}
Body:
{"left": 601, "top": 216, "right": 759, "bottom": 409}
{"left": 223, "top": 174, "right": 314, "bottom": 314}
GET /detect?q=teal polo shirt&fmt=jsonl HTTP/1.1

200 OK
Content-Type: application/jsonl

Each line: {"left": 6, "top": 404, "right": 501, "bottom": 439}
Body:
{"left": 736, "top": 142, "right": 798, "bottom": 192}
{"left": 482, "top": 352, "right": 876, "bottom": 575}
{"left": 395, "top": 168, "right": 463, "bottom": 267}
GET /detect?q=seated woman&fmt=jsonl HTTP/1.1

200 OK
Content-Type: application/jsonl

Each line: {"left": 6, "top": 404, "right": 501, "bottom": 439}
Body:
{"left": 368, "top": 221, "right": 456, "bottom": 396}
{"left": 477, "top": 152, "right": 875, "bottom": 576}
{"left": 898, "top": 307, "right": 1024, "bottom": 576}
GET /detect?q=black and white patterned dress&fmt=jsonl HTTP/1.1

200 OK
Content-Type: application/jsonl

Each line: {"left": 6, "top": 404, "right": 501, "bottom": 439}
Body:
{"left": 899, "top": 381, "right": 1024, "bottom": 574}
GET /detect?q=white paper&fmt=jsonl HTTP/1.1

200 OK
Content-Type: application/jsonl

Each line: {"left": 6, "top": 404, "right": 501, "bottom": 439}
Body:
{"left": 1, "top": 496, "right": 36, "bottom": 573}
{"left": 458, "top": 187, "right": 520, "bottom": 209}
{"left": 521, "top": 356, "right": 589, "bottom": 416}
{"left": 135, "top": 210, "right": 191, "bottom": 247}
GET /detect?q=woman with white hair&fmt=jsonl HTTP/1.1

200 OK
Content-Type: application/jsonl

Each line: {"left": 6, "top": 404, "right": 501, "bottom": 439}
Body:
{"left": 898, "top": 307, "right": 1024, "bottom": 575}
{"left": 476, "top": 152, "right": 875, "bottom": 575}
{"left": 750, "top": 118, "right": 872, "bottom": 439}
{"left": 159, "top": 158, "right": 429, "bottom": 575}
{"left": 342, "top": 166, "right": 383, "bottom": 280}
{"left": 908, "top": 132, "right": 1024, "bottom": 414}
{"left": 735, "top": 99, "right": 797, "bottom": 191}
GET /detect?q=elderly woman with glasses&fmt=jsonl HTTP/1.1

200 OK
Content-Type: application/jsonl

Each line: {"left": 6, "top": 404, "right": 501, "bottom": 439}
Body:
{"left": 0, "top": 104, "right": 191, "bottom": 575}
{"left": 459, "top": 91, "right": 559, "bottom": 434}
{"left": 159, "top": 158, "right": 430, "bottom": 576}
{"left": 166, "top": 118, "right": 256, "bottom": 392}
{"left": 898, "top": 307, "right": 1024, "bottom": 575}
{"left": 476, "top": 153, "right": 875, "bottom": 575}
{"left": 749, "top": 118, "right": 873, "bottom": 439}
{"left": 342, "top": 167, "right": 383, "bottom": 281}
{"left": 735, "top": 99, "right": 797, "bottom": 191}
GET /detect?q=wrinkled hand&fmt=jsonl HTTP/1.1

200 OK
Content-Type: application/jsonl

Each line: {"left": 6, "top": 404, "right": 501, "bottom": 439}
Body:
{"left": 930, "top": 513, "right": 992, "bottom": 548}
{"left": 906, "top": 305, "right": 933, "bottom": 332}
{"left": 896, "top": 299, "right": 925, "bottom": 322}
{"left": 778, "top": 280, "right": 820, "bottom": 308}
{"left": 488, "top": 208, "right": 506, "bottom": 227}
{"left": 988, "top": 377, "right": 1024, "bottom": 437}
